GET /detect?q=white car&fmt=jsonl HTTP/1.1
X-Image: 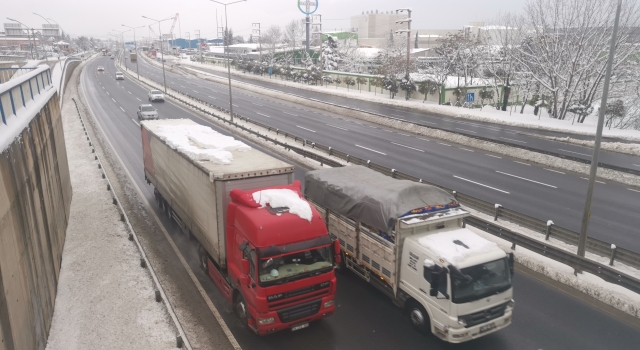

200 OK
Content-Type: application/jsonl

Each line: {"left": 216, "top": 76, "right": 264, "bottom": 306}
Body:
{"left": 137, "top": 104, "right": 159, "bottom": 120}
{"left": 115, "top": 72, "right": 124, "bottom": 80}
{"left": 148, "top": 90, "right": 165, "bottom": 102}
{"left": 97, "top": 66, "right": 105, "bottom": 71}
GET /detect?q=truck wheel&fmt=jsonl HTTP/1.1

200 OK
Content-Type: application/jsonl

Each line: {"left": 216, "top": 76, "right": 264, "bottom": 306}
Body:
{"left": 407, "top": 301, "right": 431, "bottom": 335}
{"left": 235, "top": 294, "right": 249, "bottom": 326}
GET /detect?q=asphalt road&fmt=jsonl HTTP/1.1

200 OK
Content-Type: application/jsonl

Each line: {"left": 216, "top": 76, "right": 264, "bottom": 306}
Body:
{"left": 121, "top": 56, "right": 640, "bottom": 254}
{"left": 83, "top": 56, "right": 640, "bottom": 350}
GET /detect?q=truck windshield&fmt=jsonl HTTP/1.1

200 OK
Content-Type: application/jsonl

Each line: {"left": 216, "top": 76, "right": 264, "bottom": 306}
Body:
{"left": 451, "top": 258, "right": 511, "bottom": 304}
{"left": 258, "top": 246, "right": 332, "bottom": 286}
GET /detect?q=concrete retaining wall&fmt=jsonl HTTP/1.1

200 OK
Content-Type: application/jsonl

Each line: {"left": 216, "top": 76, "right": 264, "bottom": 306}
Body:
{"left": 0, "top": 93, "right": 71, "bottom": 350}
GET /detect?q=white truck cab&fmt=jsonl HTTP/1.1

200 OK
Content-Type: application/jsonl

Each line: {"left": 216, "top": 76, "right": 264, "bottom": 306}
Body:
{"left": 399, "top": 215, "right": 514, "bottom": 343}
{"left": 305, "top": 165, "right": 514, "bottom": 343}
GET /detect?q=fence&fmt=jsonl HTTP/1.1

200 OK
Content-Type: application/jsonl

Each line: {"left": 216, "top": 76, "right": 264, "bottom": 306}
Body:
{"left": 116, "top": 57, "right": 640, "bottom": 295}
{"left": 0, "top": 65, "right": 53, "bottom": 125}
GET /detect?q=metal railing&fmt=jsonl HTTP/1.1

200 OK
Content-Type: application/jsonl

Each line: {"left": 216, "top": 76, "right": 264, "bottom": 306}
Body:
{"left": 116, "top": 59, "right": 640, "bottom": 295}
{"left": 0, "top": 65, "right": 53, "bottom": 125}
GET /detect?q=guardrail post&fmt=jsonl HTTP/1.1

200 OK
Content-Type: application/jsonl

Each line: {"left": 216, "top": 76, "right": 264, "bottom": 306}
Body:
{"left": 367, "top": 160, "right": 371, "bottom": 168}
{"left": 346, "top": 155, "right": 350, "bottom": 163}
{"left": 391, "top": 169, "right": 396, "bottom": 178}
{"left": 494, "top": 204, "right": 502, "bottom": 221}
{"left": 328, "top": 147, "right": 332, "bottom": 156}
{"left": 545, "top": 220, "right": 554, "bottom": 240}
{"left": 610, "top": 244, "right": 617, "bottom": 266}
{"left": 452, "top": 190, "right": 457, "bottom": 200}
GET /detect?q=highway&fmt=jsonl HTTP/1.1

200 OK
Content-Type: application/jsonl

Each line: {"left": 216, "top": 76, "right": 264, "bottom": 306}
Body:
{"left": 83, "top": 55, "right": 640, "bottom": 350}
{"left": 121, "top": 55, "right": 640, "bottom": 254}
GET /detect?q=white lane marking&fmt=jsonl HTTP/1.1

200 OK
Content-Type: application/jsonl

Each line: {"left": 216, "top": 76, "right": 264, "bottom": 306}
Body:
{"left": 559, "top": 148, "right": 591, "bottom": 157}
{"left": 355, "top": 144, "right": 387, "bottom": 155}
{"left": 209, "top": 96, "right": 217, "bottom": 99}
{"left": 382, "top": 129, "right": 394, "bottom": 133}
{"left": 421, "top": 121, "right": 437, "bottom": 125}
{"left": 397, "top": 133, "right": 411, "bottom": 136}
{"left": 391, "top": 142, "right": 424, "bottom": 152}
{"left": 252, "top": 102, "right": 263, "bottom": 106}
{"left": 486, "top": 154, "right": 502, "bottom": 158}
{"left": 496, "top": 171, "right": 557, "bottom": 188}
{"left": 111, "top": 98, "right": 116, "bottom": 103}
{"left": 132, "top": 119, "right": 140, "bottom": 126}
{"left": 296, "top": 125, "right": 316, "bottom": 133}
{"left": 367, "top": 126, "right": 378, "bottom": 129}
{"left": 633, "top": 164, "right": 640, "bottom": 167}
{"left": 392, "top": 116, "right": 408, "bottom": 121}
{"left": 629, "top": 188, "right": 640, "bottom": 193}
{"left": 456, "top": 128, "right": 477, "bottom": 133}
{"left": 283, "top": 111, "right": 298, "bottom": 116}
{"left": 256, "top": 112, "right": 271, "bottom": 118}
{"left": 453, "top": 175, "right": 510, "bottom": 194}
{"left": 418, "top": 137, "right": 431, "bottom": 141}
{"left": 581, "top": 177, "right": 606, "bottom": 184}
{"left": 102, "top": 87, "right": 105, "bottom": 90}
{"left": 119, "top": 107, "right": 125, "bottom": 112}
{"left": 501, "top": 137, "right": 527, "bottom": 144}
{"left": 326, "top": 124, "right": 349, "bottom": 131}
{"left": 513, "top": 160, "right": 531, "bottom": 166}
{"left": 127, "top": 90, "right": 133, "bottom": 94}
{"left": 459, "top": 148, "right": 475, "bottom": 152}
{"left": 232, "top": 104, "right": 239, "bottom": 107}
{"left": 136, "top": 98, "right": 141, "bottom": 101}
{"left": 545, "top": 168, "right": 566, "bottom": 174}
{"left": 106, "top": 91, "right": 110, "bottom": 95}
{"left": 437, "top": 142, "right": 451, "bottom": 146}
{"left": 180, "top": 85, "right": 186, "bottom": 88}
{"left": 193, "top": 90, "right": 199, "bottom": 93}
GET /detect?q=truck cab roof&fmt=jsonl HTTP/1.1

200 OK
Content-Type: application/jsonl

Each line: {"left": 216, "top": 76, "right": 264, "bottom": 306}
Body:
{"left": 229, "top": 183, "right": 329, "bottom": 248}
{"left": 406, "top": 226, "right": 506, "bottom": 269}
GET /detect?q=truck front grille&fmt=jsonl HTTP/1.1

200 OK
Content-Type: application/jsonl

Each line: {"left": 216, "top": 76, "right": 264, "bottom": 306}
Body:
{"left": 277, "top": 299, "right": 322, "bottom": 323}
{"left": 459, "top": 302, "right": 508, "bottom": 328}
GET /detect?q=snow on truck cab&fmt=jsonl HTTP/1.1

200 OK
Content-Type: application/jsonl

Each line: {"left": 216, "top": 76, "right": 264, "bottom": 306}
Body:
{"left": 140, "top": 119, "right": 337, "bottom": 335}
{"left": 305, "top": 165, "right": 514, "bottom": 343}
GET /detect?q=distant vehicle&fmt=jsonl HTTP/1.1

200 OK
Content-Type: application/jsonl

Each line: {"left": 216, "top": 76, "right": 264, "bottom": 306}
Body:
{"left": 110, "top": 55, "right": 114, "bottom": 59}
{"left": 148, "top": 90, "right": 165, "bottom": 102}
{"left": 97, "top": 66, "right": 105, "bottom": 71}
{"left": 115, "top": 72, "right": 124, "bottom": 80}
{"left": 137, "top": 105, "right": 159, "bottom": 120}
{"left": 130, "top": 53, "right": 137, "bottom": 62}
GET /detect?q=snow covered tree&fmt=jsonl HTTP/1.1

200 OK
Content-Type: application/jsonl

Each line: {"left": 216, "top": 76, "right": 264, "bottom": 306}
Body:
{"left": 322, "top": 34, "right": 340, "bottom": 71}
{"left": 344, "top": 76, "right": 356, "bottom": 90}
{"left": 383, "top": 76, "right": 399, "bottom": 99}
{"left": 356, "top": 77, "right": 367, "bottom": 92}
{"left": 400, "top": 77, "right": 417, "bottom": 100}
{"left": 418, "top": 80, "right": 439, "bottom": 102}
{"left": 601, "top": 99, "right": 626, "bottom": 129}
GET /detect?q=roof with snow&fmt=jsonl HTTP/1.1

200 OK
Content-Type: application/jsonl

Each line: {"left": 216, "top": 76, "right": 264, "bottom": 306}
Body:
{"left": 416, "top": 227, "right": 504, "bottom": 267}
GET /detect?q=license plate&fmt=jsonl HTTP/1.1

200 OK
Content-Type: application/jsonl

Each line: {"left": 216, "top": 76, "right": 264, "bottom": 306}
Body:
{"left": 291, "top": 323, "right": 309, "bottom": 331}
{"left": 479, "top": 323, "right": 496, "bottom": 334}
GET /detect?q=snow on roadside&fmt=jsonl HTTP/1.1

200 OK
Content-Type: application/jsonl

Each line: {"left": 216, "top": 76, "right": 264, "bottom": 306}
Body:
{"left": 46, "top": 57, "right": 176, "bottom": 350}
{"left": 175, "top": 60, "right": 640, "bottom": 142}
{"left": 521, "top": 132, "right": 640, "bottom": 156}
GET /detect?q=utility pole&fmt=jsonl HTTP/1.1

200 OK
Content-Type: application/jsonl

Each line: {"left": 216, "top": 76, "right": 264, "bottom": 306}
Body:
{"left": 143, "top": 15, "right": 174, "bottom": 93}
{"left": 122, "top": 24, "right": 145, "bottom": 80}
{"left": 577, "top": 0, "right": 623, "bottom": 260}
{"left": 211, "top": 0, "right": 246, "bottom": 122}
{"left": 311, "top": 15, "right": 322, "bottom": 69}
{"left": 252, "top": 23, "right": 261, "bottom": 62}
{"left": 395, "top": 8, "right": 412, "bottom": 100}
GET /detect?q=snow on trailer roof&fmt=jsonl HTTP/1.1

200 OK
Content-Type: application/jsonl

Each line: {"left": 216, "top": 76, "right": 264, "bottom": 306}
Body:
{"left": 142, "top": 119, "right": 294, "bottom": 180}
{"left": 305, "top": 165, "right": 458, "bottom": 233}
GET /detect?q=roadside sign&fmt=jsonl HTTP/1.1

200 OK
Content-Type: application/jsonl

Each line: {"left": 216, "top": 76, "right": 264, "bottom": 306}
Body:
{"left": 466, "top": 92, "right": 475, "bottom": 103}
{"left": 268, "top": 67, "right": 273, "bottom": 75}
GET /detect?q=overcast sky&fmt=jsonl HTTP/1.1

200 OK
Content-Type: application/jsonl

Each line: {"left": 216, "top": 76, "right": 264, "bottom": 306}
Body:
{"left": 6, "top": 0, "right": 527, "bottom": 40}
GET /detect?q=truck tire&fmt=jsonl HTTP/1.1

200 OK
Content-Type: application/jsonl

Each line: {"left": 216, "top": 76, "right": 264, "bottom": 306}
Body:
{"left": 407, "top": 301, "right": 431, "bottom": 335}
{"left": 235, "top": 294, "right": 249, "bottom": 326}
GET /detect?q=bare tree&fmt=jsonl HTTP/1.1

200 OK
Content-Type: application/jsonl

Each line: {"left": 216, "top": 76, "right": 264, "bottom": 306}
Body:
{"left": 261, "top": 25, "right": 283, "bottom": 64}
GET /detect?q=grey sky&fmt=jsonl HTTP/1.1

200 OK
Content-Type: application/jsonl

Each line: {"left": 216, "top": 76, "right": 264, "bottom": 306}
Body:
{"left": 5, "top": 0, "right": 527, "bottom": 40}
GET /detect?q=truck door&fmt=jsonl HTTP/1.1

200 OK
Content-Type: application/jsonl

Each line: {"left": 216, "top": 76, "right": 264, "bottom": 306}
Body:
{"left": 420, "top": 257, "right": 451, "bottom": 332}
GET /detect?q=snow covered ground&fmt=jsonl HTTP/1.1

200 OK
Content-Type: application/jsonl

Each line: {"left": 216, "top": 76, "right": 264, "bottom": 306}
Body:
{"left": 46, "top": 57, "right": 177, "bottom": 350}
{"left": 173, "top": 58, "right": 640, "bottom": 142}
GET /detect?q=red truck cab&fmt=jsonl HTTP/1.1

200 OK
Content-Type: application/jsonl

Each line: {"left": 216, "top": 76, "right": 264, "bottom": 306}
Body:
{"left": 217, "top": 183, "right": 338, "bottom": 335}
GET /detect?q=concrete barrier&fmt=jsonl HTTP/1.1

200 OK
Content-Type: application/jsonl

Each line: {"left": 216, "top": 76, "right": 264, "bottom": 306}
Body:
{"left": 0, "top": 67, "right": 71, "bottom": 350}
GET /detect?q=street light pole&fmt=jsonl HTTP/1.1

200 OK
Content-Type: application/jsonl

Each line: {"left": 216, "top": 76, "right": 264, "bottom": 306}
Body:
{"left": 577, "top": 0, "right": 623, "bottom": 259}
{"left": 143, "top": 15, "right": 174, "bottom": 93}
{"left": 32, "top": 13, "right": 53, "bottom": 60}
{"left": 7, "top": 18, "right": 47, "bottom": 61}
{"left": 396, "top": 8, "right": 412, "bottom": 100}
{"left": 123, "top": 24, "right": 145, "bottom": 80}
{"left": 211, "top": 0, "right": 247, "bottom": 123}
{"left": 252, "top": 23, "right": 261, "bottom": 62}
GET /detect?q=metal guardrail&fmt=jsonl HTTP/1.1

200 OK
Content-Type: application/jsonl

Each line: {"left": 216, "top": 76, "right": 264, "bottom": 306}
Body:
{"left": 119, "top": 59, "right": 640, "bottom": 295}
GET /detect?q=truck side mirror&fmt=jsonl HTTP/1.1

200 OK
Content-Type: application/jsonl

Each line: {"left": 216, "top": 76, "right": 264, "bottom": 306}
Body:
{"left": 508, "top": 253, "right": 515, "bottom": 277}
{"left": 429, "top": 271, "right": 440, "bottom": 297}
{"left": 238, "top": 241, "right": 248, "bottom": 251}
{"left": 240, "top": 259, "right": 250, "bottom": 276}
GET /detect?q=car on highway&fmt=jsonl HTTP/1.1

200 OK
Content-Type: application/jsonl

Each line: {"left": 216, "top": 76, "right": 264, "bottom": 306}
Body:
{"left": 110, "top": 55, "right": 114, "bottom": 59}
{"left": 115, "top": 72, "right": 124, "bottom": 80}
{"left": 148, "top": 90, "right": 165, "bottom": 102}
{"left": 97, "top": 66, "right": 105, "bottom": 71}
{"left": 137, "top": 104, "right": 159, "bottom": 120}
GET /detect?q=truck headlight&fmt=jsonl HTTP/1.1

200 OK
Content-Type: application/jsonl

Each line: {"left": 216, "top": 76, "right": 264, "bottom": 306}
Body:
{"left": 323, "top": 300, "right": 335, "bottom": 308}
{"left": 507, "top": 299, "right": 515, "bottom": 309}
{"left": 457, "top": 318, "right": 467, "bottom": 327}
{"left": 257, "top": 317, "right": 275, "bottom": 325}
